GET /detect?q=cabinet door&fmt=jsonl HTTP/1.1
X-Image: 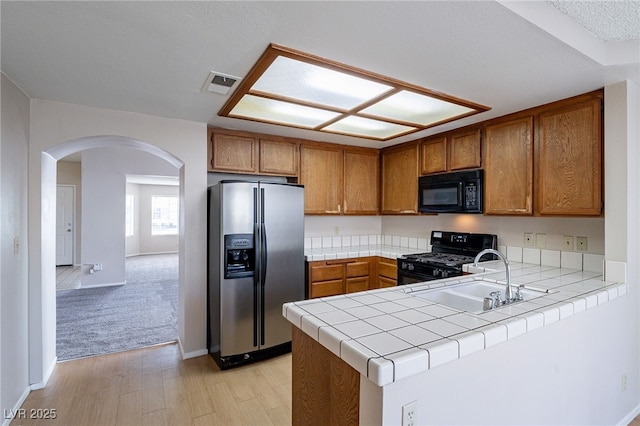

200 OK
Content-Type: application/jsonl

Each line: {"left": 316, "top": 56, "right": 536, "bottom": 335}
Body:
{"left": 536, "top": 97, "right": 602, "bottom": 215}
{"left": 376, "top": 258, "right": 397, "bottom": 288}
{"left": 381, "top": 144, "right": 419, "bottom": 214}
{"left": 346, "top": 277, "right": 369, "bottom": 294}
{"left": 300, "top": 144, "right": 343, "bottom": 214}
{"left": 484, "top": 117, "right": 534, "bottom": 215}
{"left": 210, "top": 132, "right": 258, "bottom": 173}
{"left": 259, "top": 139, "right": 298, "bottom": 176}
{"left": 346, "top": 259, "right": 371, "bottom": 279}
{"left": 343, "top": 150, "right": 379, "bottom": 215}
{"left": 448, "top": 129, "right": 481, "bottom": 171}
{"left": 420, "top": 137, "right": 447, "bottom": 175}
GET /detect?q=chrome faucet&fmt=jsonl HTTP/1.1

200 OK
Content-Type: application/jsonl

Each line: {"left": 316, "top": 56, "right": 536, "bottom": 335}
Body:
{"left": 473, "top": 249, "right": 514, "bottom": 304}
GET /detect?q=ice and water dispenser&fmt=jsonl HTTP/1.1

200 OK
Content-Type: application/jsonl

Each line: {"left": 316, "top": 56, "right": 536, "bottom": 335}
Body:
{"left": 223, "top": 234, "right": 255, "bottom": 278}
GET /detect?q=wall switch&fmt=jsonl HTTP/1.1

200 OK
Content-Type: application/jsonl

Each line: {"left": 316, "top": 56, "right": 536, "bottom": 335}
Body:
{"left": 402, "top": 401, "right": 417, "bottom": 426}
{"left": 524, "top": 233, "right": 534, "bottom": 247}
{"left": 622, "top": 373, "right": 628, "bottom": 392}
{"left": 93, "top": 263, "right": 103, "bottom": 271}
{"left": 563, "top": 235, "right": 574, "bottom": 251}
{"left": 13, "top": 236, "right": 20, "bottom": 255}
{"left": 576, "top": 236, "right": 588, "bottom": 252}
{"left": 535, "top": 233, "right": 546, "bottom": 248}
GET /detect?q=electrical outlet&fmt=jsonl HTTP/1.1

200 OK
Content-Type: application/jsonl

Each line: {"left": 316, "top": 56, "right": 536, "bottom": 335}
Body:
{"left": 524, "top": 233, "right": 534, "bottom": 247}
{"left": 333, "top": 226, "right": 340, "bottom": 236}
{"left": 563, "top": 236, "right": 574, "bottom": 251}
{"left": 93, "top": 263, "right": 103, "bottom": 271}
{"left": 576, "top": 236, "right": 588, "bottom": 252}
{"left": 402, "top": 401, "right": 417, "bottom": 426}
{"left": 536, "top": 233, "right": 546, "bottom": 248}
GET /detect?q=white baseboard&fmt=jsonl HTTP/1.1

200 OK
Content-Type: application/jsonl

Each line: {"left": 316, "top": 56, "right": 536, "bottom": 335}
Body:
{"left": 617, "top": 403, "right": 640, "bottom": 426}
{"left": 30, "top": 355, "right": 57, "bottom": 390}
{"left": 1, "top": 386, "right": 31, "bottom": 426}
{"left": 178, "top": 338, "right": 208, "bottom": 360}
{"left": 79, "top": 281, "right": 126, "bottom": 289}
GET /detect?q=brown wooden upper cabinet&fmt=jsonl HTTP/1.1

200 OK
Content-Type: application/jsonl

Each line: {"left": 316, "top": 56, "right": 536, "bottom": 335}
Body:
{"left": 449, "top": 129, "right": 482, "bottom": 171}
{"left": 535, "top": 94, "right": 603, "bottom": 216}
{"left": 483, "top": 116, "right": 534, "bottom": 215}
{"left": 420, "top": 129, "right": 481, "bottom": 175}
{"left": 300, "top": 142, "right": 379, "bottom": 215}
{"left": 420, "top": 137, "right": 447, "bottom": 175}
{"left": 381, "top": 142, "right": 419, "bottom": 214}
{"left": 208, "top": 128, "right": 299, "bottom": 177}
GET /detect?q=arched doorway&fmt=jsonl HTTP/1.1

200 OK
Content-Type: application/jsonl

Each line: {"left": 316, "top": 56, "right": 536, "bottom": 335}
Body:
{"left": 40, "top": 135, "right": 185, "bottom": 363}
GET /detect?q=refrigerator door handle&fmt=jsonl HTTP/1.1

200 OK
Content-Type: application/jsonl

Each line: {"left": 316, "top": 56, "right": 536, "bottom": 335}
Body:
{"left": 260, "top": 188, "right": 267, "bottom": 346}
{"left": 252, "top": 188, "right": 259, "bottom": 348}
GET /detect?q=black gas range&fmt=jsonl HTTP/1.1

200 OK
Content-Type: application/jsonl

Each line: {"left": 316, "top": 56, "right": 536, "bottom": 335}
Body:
{"left": 397, "top": 231, "right": 498, "bottom": 285}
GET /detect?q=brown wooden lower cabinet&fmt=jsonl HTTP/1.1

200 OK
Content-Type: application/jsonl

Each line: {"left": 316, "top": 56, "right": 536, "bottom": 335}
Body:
{"left": 292, "top": 326, "right": 360, "bottom": 426}
{"left": 307, "top": 256, "right": 397, "bottom": 298}
{"left": 375, "top": 257, "right": 398, "bottom": 288}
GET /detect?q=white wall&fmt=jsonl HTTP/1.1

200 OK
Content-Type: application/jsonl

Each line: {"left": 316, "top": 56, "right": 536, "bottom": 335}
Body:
{"left": 80, "top": 147, "right": 178, "bottom": 287}
{"left": 28, "top": 99, "right": 207, "bottom": 387}
{"left": 125, "top": 183, "right": 141, "bottom": 257}
{"left": 1, "top": 74, "right": 31, "bottom": 421}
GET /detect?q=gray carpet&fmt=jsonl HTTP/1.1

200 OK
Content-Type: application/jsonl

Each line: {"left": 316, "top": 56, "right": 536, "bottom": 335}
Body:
{"left": 56, "top": 254, "right": 178, "bottom": 361}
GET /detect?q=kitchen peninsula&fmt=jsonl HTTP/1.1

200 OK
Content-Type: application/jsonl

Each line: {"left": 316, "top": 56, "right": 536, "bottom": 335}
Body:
{"left": 284, "top": 258, "right": 627, "bottom": 425}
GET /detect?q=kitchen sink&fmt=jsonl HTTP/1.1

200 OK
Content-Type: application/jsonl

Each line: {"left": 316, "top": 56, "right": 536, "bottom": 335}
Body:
{"left": 411, "top": 278, "right": 548, "bottom": 313}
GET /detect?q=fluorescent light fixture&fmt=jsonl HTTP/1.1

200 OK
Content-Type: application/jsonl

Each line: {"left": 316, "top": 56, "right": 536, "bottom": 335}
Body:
{"left": 230, "top": 95, "right": 341, "bottom": 128}
{"left": 219, "top": 44, "right": 490, "bottom": 141}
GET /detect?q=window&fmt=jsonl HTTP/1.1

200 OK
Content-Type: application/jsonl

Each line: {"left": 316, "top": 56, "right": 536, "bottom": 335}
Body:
{"left": 151, "top": 196, "right": 179, "bottom": 235}
{"left": 125, "top": 194, "right": 135, "bottom": 237}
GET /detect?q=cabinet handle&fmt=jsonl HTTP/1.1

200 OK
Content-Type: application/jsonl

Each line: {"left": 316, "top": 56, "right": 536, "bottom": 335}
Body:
{"left": 338, "top": 204, "right": 341, "bottom": 214}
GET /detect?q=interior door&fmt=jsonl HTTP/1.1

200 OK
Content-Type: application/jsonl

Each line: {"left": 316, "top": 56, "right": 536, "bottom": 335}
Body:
{"left": 56, "top": 185, "right": 75, "bottom": 266}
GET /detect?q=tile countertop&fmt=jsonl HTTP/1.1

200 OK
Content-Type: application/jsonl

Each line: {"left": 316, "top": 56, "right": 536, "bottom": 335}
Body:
{"left": 282, "top": 260, "right": 627, "bottom": 387}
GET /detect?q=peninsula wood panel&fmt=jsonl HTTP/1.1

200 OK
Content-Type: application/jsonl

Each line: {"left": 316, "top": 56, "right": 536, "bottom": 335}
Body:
{"left": 343, "top": 149, "right": 380, "bottom": 215}
{"left": 292, "top": 326, "right": 359, "bottom": 426}
{"left": 300, "top": 144, "right": 343, "bottom": 214}
{"left": 210, "top": 132, "right": 258, "bottom": 173}
{"left": 420, "top": 137, "right": 447, "bottom": 175}
{"left": 448, "top": 128, "right": 481, "bottom": 171}
{"left": 259, "top": 139, "right": 299, "bottom": 176}
{"left": 381, "top": 143, "right": 419, "bottom": 214}
{"left": 484, "top": 117, "right": 534, "bottom": 215}
{"left": 536, "top": 96, "right": 602, "bottom": 215}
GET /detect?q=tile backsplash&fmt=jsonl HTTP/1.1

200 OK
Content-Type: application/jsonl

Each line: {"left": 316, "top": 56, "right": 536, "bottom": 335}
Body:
{"left": 304, "top": 233, "right": 604, "bottom": 274}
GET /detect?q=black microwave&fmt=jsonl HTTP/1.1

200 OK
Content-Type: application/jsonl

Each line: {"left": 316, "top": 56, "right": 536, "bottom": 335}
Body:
{"left": 418, "top": 170, "right": 483, "bottom": 214}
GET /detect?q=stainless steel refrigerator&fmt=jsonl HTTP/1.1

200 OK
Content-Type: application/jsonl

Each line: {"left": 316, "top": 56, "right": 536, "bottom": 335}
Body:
{"left": 208, "top": 181, "right": 304, "bottom": 369}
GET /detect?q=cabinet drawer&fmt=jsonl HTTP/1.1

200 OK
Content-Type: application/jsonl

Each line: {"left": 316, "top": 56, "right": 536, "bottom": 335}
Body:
{"left": 346, "top": 277, "right": 369, "bottom": 294}
{"left": 346, "top": 261, "right": 370, "bottom": 278}
{"left": 378, "top": 276, "right": 397, "bottom": 288}
{"left": 310, "top": 280, "right": 344, "bottom": 298}
{"left": 310, "top": 264, "right": 344, "bottom": 282}
{"left": 377, "top": 260, "right": 397, "bottom": 279}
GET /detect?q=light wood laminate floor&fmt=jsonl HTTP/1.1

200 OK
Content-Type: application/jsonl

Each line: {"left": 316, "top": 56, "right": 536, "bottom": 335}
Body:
{"left": 15, "top": 343, "right": 292, "bottom": 426}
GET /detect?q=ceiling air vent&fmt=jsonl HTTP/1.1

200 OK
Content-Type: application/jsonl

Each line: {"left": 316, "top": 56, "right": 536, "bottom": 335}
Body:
{"left": 202, "top": 71, "right": 242, "bottom": 95}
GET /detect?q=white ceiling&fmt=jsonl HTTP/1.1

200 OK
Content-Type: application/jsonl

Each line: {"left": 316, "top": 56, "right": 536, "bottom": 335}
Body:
{"left": 2, "top": 1, "right": 638, "bottom": 149}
